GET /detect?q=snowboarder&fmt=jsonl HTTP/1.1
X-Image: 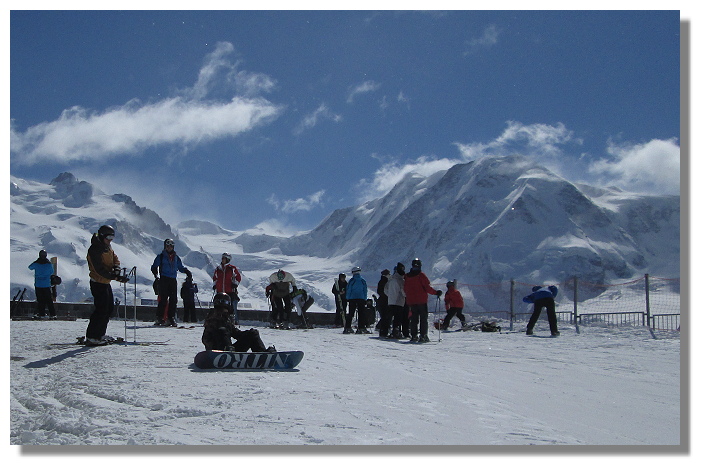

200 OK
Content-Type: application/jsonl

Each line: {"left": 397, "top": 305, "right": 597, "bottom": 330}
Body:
{"left": 523, "top": 285, "right": 560, "bottom": 337}
{"left": 332, "top": 273, "right": 347, "bottom": 327}
{"left": 441, "top": 280, "right": 466, "bottom": 330}
{"left": 85, "top": 225, "right": 129, "bottom": 346}
{"left": 202, "top": 293, "right": 275, "bottom": 352}
{"left": 403, "top": 258, "right": 442, "bottom": 342}
{"left": 180, "top": 275, "right": 199, "bottom": 323}
{"left": 28, "top": 249, "right": 56, "bottom": 318}
{"left": 267, "top": 269, "right": 296, "bottom": 328}
{"left": 345, "top": 266, "right": 369, "bottom": 334}
{"left": 384, "top": 262, "right": 407, "bottom": 339}
{"left": 212, "top": 252, "right": 242, "bottom": 323}
{"left": 151, "top": 239, "right": 192, "bottom": 326}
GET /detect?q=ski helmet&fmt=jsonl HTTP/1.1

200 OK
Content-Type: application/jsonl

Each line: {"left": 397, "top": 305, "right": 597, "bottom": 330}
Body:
{"left": 164, "top": 238, "right": 175, "bottom": 248}
{"left": 213, "top": 292, "right": 232, "bottom": 310}
{"left": 276, "top": 269, "right": 285, "bottom": 280}
{"left": 411, "top": 258, "right": 422, "bottom": 268}
{"left": 98, "top": 225, "right": 115, "bottom": 241}
{"left": 395, "top": 262, "right": 405, "bottom": 275}
{"left": 446, "top": 280, "right": 455, "bottom": 288}
{"left": 352, "top": 266, "right": 361, "bottom": 274}
{"left": 221, "top": 252, "right": 232, "bottom": 263}
{"left": 39, "top": 249, "right": 48, "bottom": 258}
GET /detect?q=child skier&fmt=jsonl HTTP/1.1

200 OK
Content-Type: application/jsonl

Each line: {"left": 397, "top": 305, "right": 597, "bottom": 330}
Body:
{"left": 441, "top": 280, "right": 466, "bottom": 330}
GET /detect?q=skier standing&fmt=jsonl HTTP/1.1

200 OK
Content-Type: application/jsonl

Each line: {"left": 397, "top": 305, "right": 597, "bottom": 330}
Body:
{"left": 202, "top": 292, "right": 275, "bottom": 352}
{"left": 376, "top": 269, "right": 392, "bottom": 337}
{"left": 345, "top": 266, "right": 369, "bottom": 334}
{"left": 85, "top": 225, "right": 129, "bottom": 345}
{"left": 151, "top": 239, "right": 192, "bottom": 326}
{"left": 403, "top": 258, "right": 442, "bottom": 342}
{"left": 212, "top": 253, "right": 242, "bottom": 323}
{"left": 267, "top": 269, "right": 296, "bottom": 328}
{"left": 28, "top": 249, "right": 56, "bottom": 319}
{"left": 332, "top": 273, "right": 347, "bottom": 328}
{"left": 180, "top": 275, "right": 199, "bottom": 323}
{"left": 523, "top": 285, "right": 560, "bottom": 337}
{"left": 441, "top": 280, "right": 467, "bottom": 330}
{"left": 384, "top": 262, "right": 407, "bottom": 339}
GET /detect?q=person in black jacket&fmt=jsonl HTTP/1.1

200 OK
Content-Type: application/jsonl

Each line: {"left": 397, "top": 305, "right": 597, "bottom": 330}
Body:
{"left": 202, "top": 293, "right": 275, "bottom": 352}
{"left": 376, "top": 269, "right": 392, "bottom": 337}
{"left": 180, "top": 275, "right": 199, "bottom": 323}
{"left": 332, "top": 273, "right": 347, "bottom": 327}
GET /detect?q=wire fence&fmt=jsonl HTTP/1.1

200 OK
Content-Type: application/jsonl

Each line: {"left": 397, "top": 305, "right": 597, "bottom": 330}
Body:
{"left": 430, "top": 274, "right": 680, "bottom": 333}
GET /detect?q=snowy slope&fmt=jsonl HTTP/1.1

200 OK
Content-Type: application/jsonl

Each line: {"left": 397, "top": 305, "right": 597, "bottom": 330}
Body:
{"left": 9, "top": 318, "right": 680, "bottom": 445}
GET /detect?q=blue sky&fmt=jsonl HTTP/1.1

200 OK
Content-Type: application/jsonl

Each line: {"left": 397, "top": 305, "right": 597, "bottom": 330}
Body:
{"left": 10, "top": 9, "right": 681, "bottom": 234}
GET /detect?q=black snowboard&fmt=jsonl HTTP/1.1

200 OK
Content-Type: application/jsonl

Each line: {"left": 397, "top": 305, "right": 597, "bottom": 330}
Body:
{"left": 194, "top": 350, "right": 304, "bottom": 370}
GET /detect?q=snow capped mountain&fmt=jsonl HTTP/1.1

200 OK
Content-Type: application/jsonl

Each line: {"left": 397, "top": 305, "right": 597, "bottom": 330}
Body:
{"left": 10, "top": 156, "right": 679, "bottom": 311}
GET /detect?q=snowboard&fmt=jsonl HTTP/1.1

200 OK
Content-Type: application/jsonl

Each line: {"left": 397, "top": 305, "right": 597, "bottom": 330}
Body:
{"left": 194, "top": 349, "right": 304, "bottom": 370}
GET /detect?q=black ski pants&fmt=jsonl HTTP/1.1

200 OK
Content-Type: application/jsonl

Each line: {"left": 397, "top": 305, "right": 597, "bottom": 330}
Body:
{"left": 157, "top": 277, "right": 178, "bottom": 323}
{"left": 346, "top": 299, "right": 367, "bottom": 330}
{"left": 442, "top": 307, "right": 466, "bottom": 328}
{"left": 86, "top": 281, "right": 113, "bottom": 340}
{"left": 183, "top": 299, "right": 197, "bottom": 322}
{"left": 377, "top": 303, "right": 393, "bottom": 336}
{"left": 34, "top": 287, "right": 56, "bottom": 317}
{"left": 271, "top": 296, "right": 292, "bottom": 323}
{"left": 409, "top": 303, "right": 429, "bottom": 338}
{"left": 527, "top": 297, "right": 558, "bottom": 335}
{"left": 388, "top": 304, "right": 405, "bottom": 335}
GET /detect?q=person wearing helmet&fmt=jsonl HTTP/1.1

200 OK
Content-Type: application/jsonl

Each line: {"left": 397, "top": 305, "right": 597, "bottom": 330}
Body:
{"left": 212, "top": 252, "right": 242, "bottom": 323}
{"left": 403, "top": 258, "right": 442, "bottom": 342}
{"left": 202, "top": 292, "right": 275, "bottom": 352}
{"left": 28, "top": 249, "right": 56, "bottom": 318}
{"left": 441, "top": 280, "right": 467, "bottom": 330}
{"left": 376, "top": 269, "right": 392, "bottom": 338}
{"left": 345, "top": 266, "right": 369, "bottom": 334}
{"left": 266, "top": 269, "right": 296, "bottom": 328}
{"left": 85, "top": 225, "right": 129, "bottom": 345}
{"left": 384, "top": 262, "right": 408, "bottom": 339}
{"left": 151, "top": 238, "right": 192, "bottom": 326}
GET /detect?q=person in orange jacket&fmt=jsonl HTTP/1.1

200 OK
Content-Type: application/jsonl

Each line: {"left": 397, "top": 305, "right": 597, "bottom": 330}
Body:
{"left": 441, "top": 280, "right": 467, "bottom": 330}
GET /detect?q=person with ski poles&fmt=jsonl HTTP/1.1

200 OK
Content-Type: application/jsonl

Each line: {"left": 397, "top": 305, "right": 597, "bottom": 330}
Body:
{"left": 523, "top": 285, "right": 560, "bottom": 337}
{"left": 151, "top": 238, "right": 191, "bottom": 327}
{"left": 212, "top": 252, "right": 242, "bottom": 323}
{"left": 28, "top": 249, "right": 57, "bottom": 319}
{"left": 85, "top": 225, "right": 129, "bottom": 345}
{"left": 332, "top": 273, "right": 347, "bottom": 328}
{"left": 345, "top": 266, "right": 369, "bottom": 334}
{"left": 267, "top": 269, "right": 296, "bottom": 328}
{"left": 384, "top": 262, "right": 407, "bottom": 339}
{"left": 403, "top": 258, "right": 442, "bottom": 342}
{"left": 180, "top": 274, "right": 199, "bottom": 323}
{"left": 441, "top": 280, "right": 467, "bottom": 330}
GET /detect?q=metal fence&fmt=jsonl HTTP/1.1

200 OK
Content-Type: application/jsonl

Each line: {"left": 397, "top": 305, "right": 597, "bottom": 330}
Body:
{"left": 430, "top": 274, "right": 680, "bottom": 333}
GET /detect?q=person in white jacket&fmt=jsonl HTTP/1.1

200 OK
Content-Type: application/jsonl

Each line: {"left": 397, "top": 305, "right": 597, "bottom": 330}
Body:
{"left": 384, "top": 263, "right": 407, "bottom": 339}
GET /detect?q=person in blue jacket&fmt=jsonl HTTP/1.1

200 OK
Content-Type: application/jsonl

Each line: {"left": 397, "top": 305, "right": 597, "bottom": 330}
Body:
{"left": 345, "top": 266, "right": 369, "bottom": 334}
{"left": 28, "top": 249, "right": 56, "bottom": 318}
{"left": 523, "top": 285, "right": 559, "bottom": 337}
{"left": 151, "top": 239, "right": 191, "bottom": 326}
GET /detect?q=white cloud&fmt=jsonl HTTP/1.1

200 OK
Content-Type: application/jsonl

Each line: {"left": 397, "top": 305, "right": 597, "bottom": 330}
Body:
{"left": 357, "top": 155, "right": 462, "bottom": 202}
{"left": 588, "top": 138, "right": 680, "bottom": 195}
{"left": 11, "top": 41, "right": 283, "bottom": 166}
{"left": 464, "top": 24, "right": 500, "bottom": 55}
{"left": 293, "top": 103, "right": 342, "bottom": 135}
{"left": 268, "top": 190, "right": 326, "bottom": 213}
{"left": 346, "top": 80, "right": 381, "bottom": 103}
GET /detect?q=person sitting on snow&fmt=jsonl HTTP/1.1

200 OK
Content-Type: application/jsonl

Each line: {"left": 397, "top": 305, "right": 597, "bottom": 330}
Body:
{"left": 202, "top": 293, "right": 275, "bottom": 352}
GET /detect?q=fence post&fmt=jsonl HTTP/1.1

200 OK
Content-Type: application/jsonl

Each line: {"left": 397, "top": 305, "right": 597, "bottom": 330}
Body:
{"left": 645, "top": 273, "right": 651, "bottom": 328}
{"left": 573, "top": 275, "right": 578, "bottom": 324}
{"left": 509, "top": 279, "right": 515, "bottom": 331}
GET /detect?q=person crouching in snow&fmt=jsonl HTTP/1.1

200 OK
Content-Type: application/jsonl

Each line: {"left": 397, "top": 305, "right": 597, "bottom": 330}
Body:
{"left": 202, "top": 293, "right": 276, "bottom": 352}
{"left": 441, "top": 280, "right": 466, "bottom": 330}
{"left": 523, "top": 285, "right": 560, "bottom": 337}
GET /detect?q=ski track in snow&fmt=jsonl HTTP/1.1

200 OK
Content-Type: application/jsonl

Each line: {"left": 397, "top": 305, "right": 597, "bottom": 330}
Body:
{"left": 10, "top": 319, "right": 680, "bottom": 446}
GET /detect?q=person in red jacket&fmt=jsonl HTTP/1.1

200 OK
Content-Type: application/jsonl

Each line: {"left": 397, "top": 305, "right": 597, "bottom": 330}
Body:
{"left": 403, "top": 258, "right": 442, "bottom": 342}
{"left": 212, "top": 252, "right": 242, "bottom": 323}
{"left": 441, "top": 280, "right": 467, "bottom": 330}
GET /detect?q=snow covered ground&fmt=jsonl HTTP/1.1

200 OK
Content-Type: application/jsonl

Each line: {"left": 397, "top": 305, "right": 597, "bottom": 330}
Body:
{"left": 9, "top": 316, "right": 681, "bottom": 449}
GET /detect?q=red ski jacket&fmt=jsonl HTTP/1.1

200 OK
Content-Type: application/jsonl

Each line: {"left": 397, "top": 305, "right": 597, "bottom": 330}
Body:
{"left": 213, "top": 263, "right": 242, "bottom": 293}
{"left": 403, "top": 271, "right": 438, "bottom": 305}
{"left": 444, "top": 287, "right": 464, "bottom": 310}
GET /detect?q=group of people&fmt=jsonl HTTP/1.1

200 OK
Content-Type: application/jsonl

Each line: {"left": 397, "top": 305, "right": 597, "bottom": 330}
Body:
{"left": 27, "top": 223, "right": 560, "bottom": 347}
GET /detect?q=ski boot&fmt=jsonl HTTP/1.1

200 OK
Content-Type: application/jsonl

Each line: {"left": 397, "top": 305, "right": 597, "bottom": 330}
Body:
{"left": 419, "top": 335, "right": 430, "bottom": 343}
